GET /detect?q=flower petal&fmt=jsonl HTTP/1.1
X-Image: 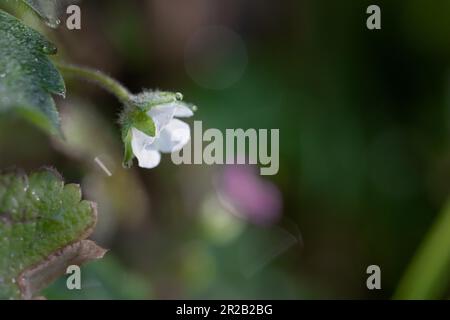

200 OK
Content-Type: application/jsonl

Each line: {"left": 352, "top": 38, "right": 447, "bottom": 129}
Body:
{"left": 147, "top": 103, "right": 176, "bottom": 134}
{"left": 136, "top": 148, "right": 162, "bottom": 169}
{"left": 131, "top": 128, "right": 161, "bottom": 168}
{"left": 174, "top": 102, "right": 194, "bottom": 118}
{"left": 131, "top": 127, "right": 155, "bottom": 148}
{"left": 154, "top": 119, "right": 191, "bottom": 153}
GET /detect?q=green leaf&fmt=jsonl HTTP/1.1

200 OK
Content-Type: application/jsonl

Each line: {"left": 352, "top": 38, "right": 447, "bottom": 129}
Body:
{"left": 20, "top": 0, "right": 75, "bottom": 28}
{"left": 0, "top": 9, "right": 65, "bottom": 136}
{"left": 394, "top": 200, "right": 450, "bottom": 299}
{"left": 0, "top": 168, "right": 105, "bottom": 300}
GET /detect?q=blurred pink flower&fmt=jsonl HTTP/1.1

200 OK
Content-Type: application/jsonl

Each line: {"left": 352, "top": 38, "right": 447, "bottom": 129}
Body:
{"left": 217, "top": 165, "right": 282, "bottom": 226}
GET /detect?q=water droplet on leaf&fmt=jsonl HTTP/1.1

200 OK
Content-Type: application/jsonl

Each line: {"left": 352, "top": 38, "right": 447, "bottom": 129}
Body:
{"left": 42, "top": 44, "right": 57, "bottom": 55}
{"left": 45, "top": 18, "right": 61, "bottom": 29}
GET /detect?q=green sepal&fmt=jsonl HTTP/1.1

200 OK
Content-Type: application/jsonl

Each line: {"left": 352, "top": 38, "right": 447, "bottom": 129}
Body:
{"left": 129, "top": 90, "right": 182, "bottom": 112}
{"left": 130, "top": 110, "right": 156, "bottom": 137}
{"left": 122, "top": 128, "right": 134, "bottom": 168}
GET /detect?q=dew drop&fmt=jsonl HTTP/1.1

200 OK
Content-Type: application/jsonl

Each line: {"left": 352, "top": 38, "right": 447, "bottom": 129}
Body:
{"left": 57, "top": 89, "right": 66, "bottom": 98}
{"left": 31, "top": 190, "right": 40, "bottom": 202}
{"left": 42, "top": 44, "right": 57, "bottom": 55}
{"left": 175, "top": 92, "right": 183, "bottom": 101}
{"left": 45, "top": 18, "right": 61, "bottom": 29}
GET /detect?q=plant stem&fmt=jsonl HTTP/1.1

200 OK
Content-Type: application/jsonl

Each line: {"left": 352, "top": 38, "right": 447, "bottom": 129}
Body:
{"left": 55, "top": 62, "right": 131, "bottom": 104}
{"left": 394, "top": 199, "right": 450, "bottom": 299}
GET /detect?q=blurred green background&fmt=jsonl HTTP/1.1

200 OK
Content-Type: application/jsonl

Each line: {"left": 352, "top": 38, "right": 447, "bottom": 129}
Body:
{"left": 1, "top": 0, "right": 450, "bottom": 299}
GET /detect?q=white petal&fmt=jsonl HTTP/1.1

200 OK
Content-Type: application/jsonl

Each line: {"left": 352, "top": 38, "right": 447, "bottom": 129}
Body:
{"left": 174, "top": 102, "right": 194, "bottom": 118}
{"left": 131, "top": 128, "right": 161, "bottom": 168}
{"left": 131, "top": 127, "right": 155, "bottom": 149}
{"left": 136, "top": 148, "right": 162, "bottom": 169}
{"left": 147, "top": 103, "right": 176, "bottom": 133}
{"left": 154, "top": 119, "right": 191, "bottom": 153}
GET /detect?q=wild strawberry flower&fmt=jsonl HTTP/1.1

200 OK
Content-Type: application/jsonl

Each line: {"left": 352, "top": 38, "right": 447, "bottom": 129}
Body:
{"left": 121, "top": 91, "right": 195, "bottom": 169}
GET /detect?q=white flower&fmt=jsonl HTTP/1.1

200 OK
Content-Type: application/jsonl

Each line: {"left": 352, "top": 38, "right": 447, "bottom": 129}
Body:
{"left": 130, "top": 102, "right": 193, "bottom": 169}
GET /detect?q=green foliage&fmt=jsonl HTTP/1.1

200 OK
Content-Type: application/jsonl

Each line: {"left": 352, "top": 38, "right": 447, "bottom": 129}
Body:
{"left": 0, "top": 9, "right": 65, "bottom": 136}
{"left": 0, "top": 169, "right": 104, "bottom": 300}
{"left": 394, "top": 200, "right": 450, "bottom": 299}
{"left": 20, "top": 0, "right": 69, "bottom": 27}
{"left": 43, "top": 255, "right": 152, "bottom": 299}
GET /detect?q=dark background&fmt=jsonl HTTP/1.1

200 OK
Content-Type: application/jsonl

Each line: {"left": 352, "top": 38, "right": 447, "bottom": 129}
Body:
{"left": 0, "top": 0, "right": 449, "bottom": 299}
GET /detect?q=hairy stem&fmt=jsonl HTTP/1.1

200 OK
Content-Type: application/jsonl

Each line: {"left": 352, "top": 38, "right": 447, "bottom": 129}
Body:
{"left": 55, "top": 62, "right": 131, "bottom": 104}
{"left": 394, "top": 199, "right": 450, "bottom": 299}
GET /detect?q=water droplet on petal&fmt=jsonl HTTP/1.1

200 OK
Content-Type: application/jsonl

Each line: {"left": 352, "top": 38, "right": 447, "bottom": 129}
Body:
{"left": 175, "top": 92, "right": 183, "bottom": 101}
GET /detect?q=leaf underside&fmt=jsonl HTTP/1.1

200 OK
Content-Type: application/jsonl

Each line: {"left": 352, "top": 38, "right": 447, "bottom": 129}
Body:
{"left": 0, "top": 169, "right": 105, "bottom": 300}
{"left": 0, "top": 9, "right": 65, "bottom": 135}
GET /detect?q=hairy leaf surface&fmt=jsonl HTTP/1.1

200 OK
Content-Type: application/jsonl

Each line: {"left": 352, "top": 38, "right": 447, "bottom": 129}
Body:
{"left": 0, "top": 9, "right": 65, "bottom": 135}
{"left": 0, "top": 169, "right": 105, "bottom": 299}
